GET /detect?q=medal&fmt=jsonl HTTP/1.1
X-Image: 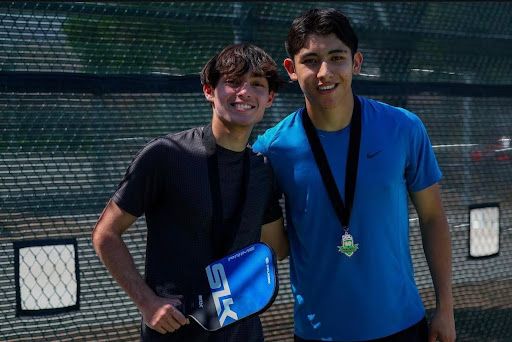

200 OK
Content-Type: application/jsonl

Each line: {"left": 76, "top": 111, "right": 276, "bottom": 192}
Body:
{"left": 302, "top": 95, "right": 363, "bottom": 259}
{"left": 337, "top": 230, "right": 359, "bottom": 257}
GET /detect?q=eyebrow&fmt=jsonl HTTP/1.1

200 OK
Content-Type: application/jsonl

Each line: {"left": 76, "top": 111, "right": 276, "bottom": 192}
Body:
{"left": 299, "top": 49, "right": 349, "bottom": 60}
{"left": 248, "top": 73, "right": 268, "bottom": 80}
{"left": 223, "top": 73, "right": 266, "bottom": 79}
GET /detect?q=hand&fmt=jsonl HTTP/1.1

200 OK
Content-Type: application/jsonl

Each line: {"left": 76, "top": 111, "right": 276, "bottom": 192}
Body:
{"left": 140, "top": 296, "right": 190, "bottom": 334}
{"left": 428, "top": 307, "right": 456, "bottom": 342}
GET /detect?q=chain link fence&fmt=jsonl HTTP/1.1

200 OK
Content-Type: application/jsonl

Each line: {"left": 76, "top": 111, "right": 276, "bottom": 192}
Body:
{"left": 1, "top": 2, "right": 511, "bottom": 341}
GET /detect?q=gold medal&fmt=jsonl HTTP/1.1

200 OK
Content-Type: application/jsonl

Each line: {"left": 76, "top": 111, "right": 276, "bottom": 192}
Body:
{"left": 337, "top": 231, "right": 359, "bottom": 257}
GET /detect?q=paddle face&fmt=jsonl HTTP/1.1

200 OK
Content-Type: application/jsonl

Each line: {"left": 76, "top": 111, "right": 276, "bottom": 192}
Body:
{"left": 183, "top": 242, "right": 279, "bottom": 331}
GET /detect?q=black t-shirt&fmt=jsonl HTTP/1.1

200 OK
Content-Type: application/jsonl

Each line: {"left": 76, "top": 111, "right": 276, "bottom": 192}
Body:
{"left": 113, "top": 126, "right": 282, "bottom": 342}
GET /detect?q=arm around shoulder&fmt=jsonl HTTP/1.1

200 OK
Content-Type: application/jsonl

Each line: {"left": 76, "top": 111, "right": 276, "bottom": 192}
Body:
{"left": 261, "top": 217, "right": 289, "bottom": 261}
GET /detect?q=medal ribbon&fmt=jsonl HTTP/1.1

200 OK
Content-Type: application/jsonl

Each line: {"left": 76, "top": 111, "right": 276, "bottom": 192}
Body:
{"left": 203, "top": 123, "right": 251, "bottom": 260}
{"left": 301, "top": 94, "right": 362, "bottom": 231}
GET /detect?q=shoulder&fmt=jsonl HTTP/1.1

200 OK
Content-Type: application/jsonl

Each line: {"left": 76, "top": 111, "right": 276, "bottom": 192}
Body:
{"left": 163, "top": 126, "right": 203, "bottom": 145}
{"left": 253, "top": 108, "right": 304, "bottom": 153}
{"left": 132, "top": 127, "right": 203, "bottom": 162}
{"left": 146, "top": 126, "right": 202, "bottom": 151}
{"left": 359, "top": 96, "right": 424, "bottom": 129}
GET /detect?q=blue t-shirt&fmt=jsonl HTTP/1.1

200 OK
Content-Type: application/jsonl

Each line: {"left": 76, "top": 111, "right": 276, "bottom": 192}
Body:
{"left": 253, "top": 96, "right": 442, "bottom": 341}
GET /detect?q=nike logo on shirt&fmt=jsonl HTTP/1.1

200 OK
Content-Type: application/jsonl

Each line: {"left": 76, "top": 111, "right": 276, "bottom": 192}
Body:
{"left": 367, "top": 150, "right": 383, "bottom": 159}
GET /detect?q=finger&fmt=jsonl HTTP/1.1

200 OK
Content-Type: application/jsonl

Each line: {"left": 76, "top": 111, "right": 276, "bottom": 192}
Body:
{"left": 169, "top": 301, "right": 189, "bottom": 325}
{"left": 167, "top": 317, "right": 182, "bottom": 331}
{"left": 145, "top": 316, "right": 166, "bottom": 334}
{"left": 150, "top": 324, "right": 167, "bottom": 335}
{"left": 165, "top": 305, "right": 186, "bottom": 330}
{"left": 427, "top": 332, "right": 438, "bottom": 342}
{"left": 160, "top": 319, "right": 177, "bottom": 333}
{"left": 147, "top": 308, "right": 178, "bottom": 334}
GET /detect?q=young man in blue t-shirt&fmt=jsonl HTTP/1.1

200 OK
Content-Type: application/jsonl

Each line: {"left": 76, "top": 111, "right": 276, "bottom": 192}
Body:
{"left": 253, "top": 8, "right": 456, "bottom": 342}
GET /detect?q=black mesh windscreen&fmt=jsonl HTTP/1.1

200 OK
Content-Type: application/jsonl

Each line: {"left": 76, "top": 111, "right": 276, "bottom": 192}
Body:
{"left": 1, "top": 2, "right": 511, "bottom": 341}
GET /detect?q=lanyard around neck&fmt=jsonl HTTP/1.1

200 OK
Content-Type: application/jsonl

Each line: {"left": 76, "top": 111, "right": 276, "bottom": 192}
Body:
{"left": 202, "top": 123, "right": 250, "bottom": 259}
{"left": 301, "top": 95, "right": 362, "bottom": 230}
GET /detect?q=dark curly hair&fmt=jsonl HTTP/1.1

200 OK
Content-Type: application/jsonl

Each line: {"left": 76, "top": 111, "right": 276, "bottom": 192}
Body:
{"left": 200, "top": 43, "right": 284, "bottom": 93}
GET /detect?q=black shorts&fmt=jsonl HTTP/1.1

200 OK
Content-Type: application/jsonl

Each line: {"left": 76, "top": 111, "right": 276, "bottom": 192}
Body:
{"left": 294, "top": 316, "right": 428, "bottom": 342}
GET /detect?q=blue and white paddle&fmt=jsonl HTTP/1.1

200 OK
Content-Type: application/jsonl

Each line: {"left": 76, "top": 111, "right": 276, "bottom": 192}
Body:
{"left": 180, "top": 242, "right": 279, "bottom": 331}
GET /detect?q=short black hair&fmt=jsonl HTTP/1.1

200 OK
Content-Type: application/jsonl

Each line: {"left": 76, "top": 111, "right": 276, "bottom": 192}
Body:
{"left": 285, "top": 8, "right": 359, "bottom": 59}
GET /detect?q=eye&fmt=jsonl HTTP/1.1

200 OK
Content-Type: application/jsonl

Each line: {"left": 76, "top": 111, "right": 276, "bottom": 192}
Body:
{"left": 302, "top": 58, "right": 317, "bottom": 65}
{"left": 249, "top": 76, "right": 268, "bottom": 88}
{"left": 225, "top": 79, "right": 239, "bottom": 86}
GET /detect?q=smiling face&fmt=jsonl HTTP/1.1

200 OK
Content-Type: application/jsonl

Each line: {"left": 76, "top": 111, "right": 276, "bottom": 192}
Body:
{"left": 284, "top": 33, "right": 362, "bottom": 118}
{"left": 204, "top": 71, "right": 275, "bottom": 128}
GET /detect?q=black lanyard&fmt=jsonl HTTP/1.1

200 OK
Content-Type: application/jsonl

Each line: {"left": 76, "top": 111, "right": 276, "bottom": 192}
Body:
{"left": 202, "top": 123, "right": 250, "bottom": 259}
{"left": 301, "top": 95, "right": 362, "bottom": 230}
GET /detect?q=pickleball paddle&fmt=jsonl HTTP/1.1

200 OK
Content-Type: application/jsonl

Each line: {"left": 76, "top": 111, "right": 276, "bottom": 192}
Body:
{"left": 179, "top": 242, "right": 279, "bottom": 331}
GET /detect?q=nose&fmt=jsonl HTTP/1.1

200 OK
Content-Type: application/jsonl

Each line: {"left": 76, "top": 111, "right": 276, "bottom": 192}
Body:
{"left": 236, "top": 82, "right": 252, "bottom": 97}
{"left": 317, "top": 61, "right": 333, "bottom": 80}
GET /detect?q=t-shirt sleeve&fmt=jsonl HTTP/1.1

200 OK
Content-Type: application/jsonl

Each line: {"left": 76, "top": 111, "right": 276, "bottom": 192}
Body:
{"left": 252, "top": 132, "right": 269, "bottom": 155}
{"left": 112, "top": 138, "right": 164, "bottom": 217}
{"left": 405, "top": 113, "right": 442, "bottom": 192}
{"left": 262, "top": 169, "right": 283, "bottom": 225}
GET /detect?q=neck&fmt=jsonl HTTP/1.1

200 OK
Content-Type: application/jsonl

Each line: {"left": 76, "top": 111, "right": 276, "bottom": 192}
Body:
{"left": 305, "top": 96, "right": 354, "bottom": 132}
{"left": 211, "top": 118, "right": 251, "bottom": 152}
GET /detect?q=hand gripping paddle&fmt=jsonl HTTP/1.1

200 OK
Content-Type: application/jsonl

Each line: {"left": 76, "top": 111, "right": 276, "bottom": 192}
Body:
{"left": 179, "top": 242, "right": 279, "bottom": 331}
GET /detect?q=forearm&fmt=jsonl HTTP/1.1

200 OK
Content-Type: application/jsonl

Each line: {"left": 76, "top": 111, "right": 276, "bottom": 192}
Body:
{"left": 420, "top": 215, "right": 454, "bottom": 310}
{"left": 93, "top": 229, "right": 156, "bottom": 309}
{"left": 92, "top": 200, "right": 189, "bottom": 333}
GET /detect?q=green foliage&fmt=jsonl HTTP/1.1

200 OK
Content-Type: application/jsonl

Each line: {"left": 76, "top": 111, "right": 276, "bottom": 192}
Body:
{"left": 62, "top": 7, "right": 235, "bottom": 75}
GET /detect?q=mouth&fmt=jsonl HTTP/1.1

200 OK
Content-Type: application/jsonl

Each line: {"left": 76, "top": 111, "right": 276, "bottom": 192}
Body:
{"left": 232, "top": 103, "right": 254, "bottom": 110}
{"left": 318, "top": 84, "right": 337, "bottom": 91}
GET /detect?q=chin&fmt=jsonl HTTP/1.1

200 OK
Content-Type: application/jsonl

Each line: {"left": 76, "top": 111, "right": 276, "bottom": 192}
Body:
{"left": 226, "top": 119, "right": 256, "bottom": 128}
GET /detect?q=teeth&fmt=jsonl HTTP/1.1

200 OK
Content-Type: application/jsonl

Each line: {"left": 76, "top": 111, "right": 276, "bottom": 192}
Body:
{"left": 319, "top": 84, "right": 335, "bottom": 91}
{"left": 234, "top": 104, "right": 252, "bottom": 109}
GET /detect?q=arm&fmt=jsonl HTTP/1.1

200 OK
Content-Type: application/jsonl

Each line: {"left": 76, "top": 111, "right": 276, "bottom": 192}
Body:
{"left": 261, "top": 217, "right": 289, "bottom": 261}
{"left": 409, "top": 183, "right": 456, "bottom": 342}
{"left": 92, "top": 199, "right": 189, "bottom": 334}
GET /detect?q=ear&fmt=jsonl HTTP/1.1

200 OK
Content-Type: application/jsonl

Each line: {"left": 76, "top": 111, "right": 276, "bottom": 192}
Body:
{"left": 265, "top": 91, "right": 276, "bottom": 108}
{"left": 283, "top": 58, "right": 298, "bottom": 81}
{"left": 352, "top": 52, "right": 363, "bottom": 75}
{"left": 203, "top": 84, "right": 214, "bottom": 102}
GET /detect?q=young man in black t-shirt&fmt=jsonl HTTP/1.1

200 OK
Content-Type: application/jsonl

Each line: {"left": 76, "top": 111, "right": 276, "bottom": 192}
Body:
{"left": 92, "top": 43, "right": 288, "bottom": 342}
